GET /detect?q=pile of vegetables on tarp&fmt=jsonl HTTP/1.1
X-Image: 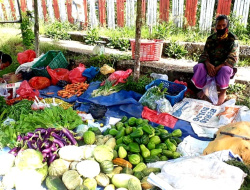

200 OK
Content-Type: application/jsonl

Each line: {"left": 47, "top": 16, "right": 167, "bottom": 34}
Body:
{"left": 0, "top": 95, "right": 184, "bottom": 190}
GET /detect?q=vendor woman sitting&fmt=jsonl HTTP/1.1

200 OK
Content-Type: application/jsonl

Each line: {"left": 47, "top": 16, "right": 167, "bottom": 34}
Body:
{"left": 191, "top": 15, "right": 239, "bottom": 105}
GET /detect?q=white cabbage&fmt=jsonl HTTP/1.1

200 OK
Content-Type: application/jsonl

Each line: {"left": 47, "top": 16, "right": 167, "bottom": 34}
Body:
{"left": 15, "top": 149, "right": 44, "bottom": 170}
{"left": 80, "top": 145, "right": 96, "bottom": 159}
{"left": 48, "top": 159, "right": 70, "bottom": 177}
{"left": 2, "top": 167, "right": 18, "bottom": 189}
{"left": 77, "top": 160, "right": 100, "bottom": 178}
{"left": 0, "top": 153, "right": 15, "bottom": 175}
{"left": 59, "top": 145, "right": 83, "bottom": 161}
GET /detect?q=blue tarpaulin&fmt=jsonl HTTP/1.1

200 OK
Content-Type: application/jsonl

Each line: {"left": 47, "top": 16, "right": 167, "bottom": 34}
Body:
{"left": 75, "top": 81, "right": 143, "bottom": 119}
{"left": 75, "top": 82, "right": 212, "bottom": 141}
{"left": 39, "top": 82, "right": 212, "bottom": 141}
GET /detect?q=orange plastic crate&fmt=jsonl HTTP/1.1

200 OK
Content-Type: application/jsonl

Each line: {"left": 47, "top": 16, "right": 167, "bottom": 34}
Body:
{"left": 130, "top": 39, "right": 163, "bottom": 61}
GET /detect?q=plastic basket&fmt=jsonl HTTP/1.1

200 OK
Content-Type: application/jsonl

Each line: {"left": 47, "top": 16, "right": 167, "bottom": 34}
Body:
{"left": 130, "top": 39, "right": 163, "bottom": 61}
{"left": 32, "top": 51, "right": 68, "bottom": 78}
{"left": 145, "top": 79, "right": 187, "bottom": 106}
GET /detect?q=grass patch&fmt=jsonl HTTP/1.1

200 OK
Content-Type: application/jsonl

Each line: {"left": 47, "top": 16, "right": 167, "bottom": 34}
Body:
{"left": 238, "top": 58, "right": 250, "bottom": 67}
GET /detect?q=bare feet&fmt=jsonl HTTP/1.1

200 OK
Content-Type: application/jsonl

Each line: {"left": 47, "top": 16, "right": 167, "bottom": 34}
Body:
{"left": 197, "top": 90, "right": 205, "bottom": 99}
{"left": 217, "top": 89, "right": 227, "bottom": 105}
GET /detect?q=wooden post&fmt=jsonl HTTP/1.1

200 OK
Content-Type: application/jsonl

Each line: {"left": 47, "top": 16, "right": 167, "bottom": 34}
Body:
{"left": 9, "top": 0, "right": 17, "bottom": 20}
{"left": 159, "top": 0, "right": 170, "bottom": 22}
{"left": 185, "top": 0, "right": 198, "bottom": 26}
{"left": 99, "top": 0, "right": 106, "bottom": 27}
{"left": 83, "top": 0, "right": 88, "bottom": 28}
{"left": 117, "top": 0, "right": 124, "bottom": 27}
{"left": 34, "top": 0, "right": 39, "bottom": 56}
{"left": 66, "top": 0, "right": 74, "bottom": 23}
{"left": 134, "top": 0, "right": 142, "bottom": 81}
{"left": 217, "top": 0, "right": 232, "bottom": 16}
{"left": 53, "top": 0, "right": 60, "bottom": 21}
{"left": 20, "top": 0, "right": 26, "bottom": 12}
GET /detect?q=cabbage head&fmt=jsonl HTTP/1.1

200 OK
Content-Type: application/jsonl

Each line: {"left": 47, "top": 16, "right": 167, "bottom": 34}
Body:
{"left": 2, "top": 167, "right": 18, "bottom": 189}
{"left": 83, "top": 178, "right": 97, "bottom": 190}
{"left": 36, "top": 164, "right": 48, "bottom": 182}
{"left": 93, "top": 145, "right": 113, "bottom": 163}
{"left": 0, "top": 153, "right": 15, "bottom": 175}
{"left": 15, "top": 149, "right": 44, "bottom": 170}
{"left": 48, "top": 159, "right": 70, "bottom": 177}
{"left": 62, "top": 170, "right": 83, "bottom": 190}
{"left": 15, "top": 169, "right": 43, "bottom": 190}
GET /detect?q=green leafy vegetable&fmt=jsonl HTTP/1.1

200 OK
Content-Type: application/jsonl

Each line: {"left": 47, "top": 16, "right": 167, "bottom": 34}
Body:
{"left": 15, "top": 106, "right": 82, "bottom": 134}
{"left": 91, "top": 80, "right": 125, "bottom": 97}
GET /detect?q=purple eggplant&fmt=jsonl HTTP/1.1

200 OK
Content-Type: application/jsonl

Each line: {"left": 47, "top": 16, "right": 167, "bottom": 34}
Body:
{"left": 23, "top": 136, "right": 30, "bottom": 140}
{"left": 26, "top": 132, "right": 39, "bottom": 138}
{"left": 42, "top": 141, "right": 51, "bottom": 149}
{"left": 27, "top": 141, "right": 34, "bottom": 149}
{"left": 51, "top": 138, "right": 64, "bottom": 148}
{"left": 8, "top": 147, "right": 19, "bottom": 155}
{"left": 17, "top": 135, "right": 22, "bottom": 142}
{"left": 62, "top": 128, "right": 77, "bottom": 145}
{"left": 48, "top": 154, "right": 57, "bottom": 165}
{"left": 42, "top": 148, "right": 52, "bottom": 154}
{"left": 51, "top": 132, "right": 63, "bottom": 140}
{"left": 35, "top": 128, "right": 46, "bottom": 134}
{"left": 42, "top": 152, "right": 47, "bottom": 158}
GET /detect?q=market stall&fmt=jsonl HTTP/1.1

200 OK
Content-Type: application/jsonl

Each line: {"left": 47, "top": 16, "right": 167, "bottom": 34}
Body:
{"left": 0, "top": 50, "right": 250, "bottom": 190}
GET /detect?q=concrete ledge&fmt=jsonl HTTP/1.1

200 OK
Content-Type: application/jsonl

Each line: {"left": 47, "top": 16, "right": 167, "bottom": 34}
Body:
{"left": 68, "top": 31, "right": 250, "bottom": 59}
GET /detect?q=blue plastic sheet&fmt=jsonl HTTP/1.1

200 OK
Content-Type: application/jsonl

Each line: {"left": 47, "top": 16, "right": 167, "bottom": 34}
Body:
{"left": 75, "top": 82, "right": 143, "bottom": 119}
{"left": 39, "top": 85, "right": 78, "bottom": 103}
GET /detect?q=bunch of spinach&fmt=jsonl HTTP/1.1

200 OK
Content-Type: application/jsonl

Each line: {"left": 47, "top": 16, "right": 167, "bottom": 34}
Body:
{"left": 16, "top": 106, "right": 83, "bottom": 134}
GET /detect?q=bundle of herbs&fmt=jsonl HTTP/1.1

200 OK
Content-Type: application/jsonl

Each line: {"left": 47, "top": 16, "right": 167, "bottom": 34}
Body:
{"left": 15, "top": 106, "right": 83, "bottom": 134}
{"left": 4, "top": 99, "right": 35, "bottom": 121}
{"left": 91, "top": 80, "right": 125, "bottom": 97}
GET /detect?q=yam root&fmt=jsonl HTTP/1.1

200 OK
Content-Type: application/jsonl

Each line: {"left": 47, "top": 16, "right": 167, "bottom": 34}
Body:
{"left": 203, "top": 121, "right": 250, "bottom": 165}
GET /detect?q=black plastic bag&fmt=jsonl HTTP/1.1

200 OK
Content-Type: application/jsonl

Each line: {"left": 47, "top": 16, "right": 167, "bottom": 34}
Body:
{"left": 57, "top": 80, "right": 69, "bottom": 87}
{"left": 89, "top": 103, "right": 107, "bottom": 119}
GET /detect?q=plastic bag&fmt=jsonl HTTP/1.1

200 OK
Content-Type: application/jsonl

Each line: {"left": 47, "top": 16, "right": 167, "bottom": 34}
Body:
{"left": 139, "top": 86, "right": 164, "bottom": 110}
{"left": 141, "top": 106, "right": 178, "bottom": 128}
{"left": 150, "top": 73, "right": 168, "bottom": 81}
{"left": 28, "top": 77, "right": 51, "bottom": 90}
{"left": 17, "top": 50, "right": 36, "bottom": 64}
{"left": 82, "top": 66, "right": 100, "bottom": 81}
{"left": 69, "top": 64, "right": 87, "bottom": 83}
{"left": 156, "top": 98, "right": 173, "bottom": 113}
{"left": 16, "top": 80, "right": 39, "bottom": 98}
{"left": 101, "top": 69, "right": 132, "bottom": 86}
{"left": 57, "top": 80, "right": 70, "bottom": 87}
{"left": 93, "top": 44, "right": 105, "bottom": 55}
{"left": 100, "top": 64, "right": 115, "bottom": 75}
{"left": 202, "top": 77, "right": 218, "bottom": 105}
{"left": 47, "top": 66, "right": 70, "bottom": 85}
{"left": 88, "top": 103, "right": 107, "bottom": 119}
{"left": 148, "top": 150, "right": 246, "bottom": 190}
